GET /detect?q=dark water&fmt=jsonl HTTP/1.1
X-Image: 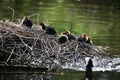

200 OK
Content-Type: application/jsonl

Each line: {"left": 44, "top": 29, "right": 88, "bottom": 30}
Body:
{"left": 0, "top": 0, "right": 120, "bottom": 80}
{"left": 0, "top": 70, "right": 120, "bottom": 80}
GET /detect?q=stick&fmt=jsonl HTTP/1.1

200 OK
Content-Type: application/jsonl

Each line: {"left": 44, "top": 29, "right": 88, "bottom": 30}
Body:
{"left": 37, "top": 13, "right": 40, "bottom": 24}
{"left": 69, "top": 23, "right": 73, "bottom": 34}
{"left": 5, "top": 45, "right": 16, "bottom": 64}
{"left": 8, "top": 7, "right": 15, "bottom": 22}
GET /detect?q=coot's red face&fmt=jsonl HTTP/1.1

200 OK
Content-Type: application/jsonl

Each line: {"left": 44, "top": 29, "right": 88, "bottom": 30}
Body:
{"left": 62, "top": 30, "right": 70, "bottom": 35}
{"left": 39, "top": 22, "right": 45, "bottom": 27}
{"left": 82, "top": 34, "right": 87, "bottom": 38}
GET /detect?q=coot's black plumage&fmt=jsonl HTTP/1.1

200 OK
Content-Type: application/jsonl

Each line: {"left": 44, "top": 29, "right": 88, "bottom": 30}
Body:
{"left": 68, "top": 34, "right": 76, "bottom": 40}
{"left": 45, "top": 27, "right": 57, "bottom": 35}
{"left": 39, "top": 22, "right": 57, "bottom": 36}
{"left": 22, "top": 16, "right": 33, "bottom": 28}
{"left": 77, "top": 34, "right": 88, "bottom": 42}
{"left": 58, "top": 35, "right": 68, "bottom": 44}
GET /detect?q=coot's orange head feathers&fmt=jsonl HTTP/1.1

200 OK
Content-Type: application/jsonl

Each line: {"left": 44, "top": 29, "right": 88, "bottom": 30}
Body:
{"left": 39, "top": 22, "right": 45, "bottom": 27}
{"left": 62, "top": 30, "right": 70, "bottom": 35}
{"left": 82, "top": 34, "right": 88, "bottom": 40}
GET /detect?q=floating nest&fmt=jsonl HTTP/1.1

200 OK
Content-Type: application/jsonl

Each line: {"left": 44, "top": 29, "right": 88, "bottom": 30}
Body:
{"left": 0, "top": 21, "right": 109, "bottom": 70}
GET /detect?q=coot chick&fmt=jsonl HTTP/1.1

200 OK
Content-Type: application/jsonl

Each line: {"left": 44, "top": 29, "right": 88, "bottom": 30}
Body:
{"left": 77, "top": 34, "right": 88, "bottom": 42}
{"left": 58, "top": 35, "right": 68, "bottom": 44}
{"left": 86, "top": 37, "right": 93, "bottom": 45}
{"left": 39, "top": 22, "right": 57, "bottom": 36}
{"left": 62, "top": 30, "right": 76, "bottom": 40}
{"left": 21, "top": 16, "right": 33, "bottom": 28}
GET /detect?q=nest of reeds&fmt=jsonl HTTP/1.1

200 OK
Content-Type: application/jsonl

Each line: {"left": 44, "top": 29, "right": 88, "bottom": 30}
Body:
{"left": 0, "top": 21, "right": 109, "bottom": 69}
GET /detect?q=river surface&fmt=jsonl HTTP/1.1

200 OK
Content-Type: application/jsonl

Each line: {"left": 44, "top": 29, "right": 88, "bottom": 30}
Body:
{"left": 0, "top": 70, "right": 120, "bottom": 80}
{"left": 0, "top": 0, "right": 120, "bottom": 80}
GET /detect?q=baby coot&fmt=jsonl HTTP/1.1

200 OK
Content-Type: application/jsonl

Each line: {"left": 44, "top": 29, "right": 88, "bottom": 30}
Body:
{"left": 77, "top": 34, "right": 88, "bottom": 42}
{"left": 58, "top": 35, "right": 68, "bottom": 44}
{"left": 62, "top": 30, "right": 76, "bottom": 41}
{"left": 86, "top": 37, "right": 93, "bottom": 45}
{"left": 39, "top": 22, "right": 57, "bottom": 36}
{"left": 21, "top": 16, "right": 33, "bottom": 28}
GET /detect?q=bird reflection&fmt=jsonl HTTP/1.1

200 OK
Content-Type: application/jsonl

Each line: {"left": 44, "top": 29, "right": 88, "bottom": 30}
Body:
{"left": 85, "top": 58, "right": 93, "bottom": 80}
{"left": 42, "top": 74, "right": 52, "bottom": 80}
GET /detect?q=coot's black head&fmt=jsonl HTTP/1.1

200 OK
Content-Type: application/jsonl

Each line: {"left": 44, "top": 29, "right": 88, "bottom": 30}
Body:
{"left": 22, "top": 16, "right": 33, "bottom": 28}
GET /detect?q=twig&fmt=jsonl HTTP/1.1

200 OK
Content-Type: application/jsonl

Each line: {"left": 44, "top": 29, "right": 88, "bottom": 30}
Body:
{"left": 5, "top": 45, "right": 16, "bottom": 64}
{"left": 29, "top": 13, "right": 38, "bottom": 18}
{"left": 69, "top": 23, "right": 73, "bottom": 34}
{"left": 37, "top": 13, "right": 40, "bottom": 24}
{"left": 7, "top": 7, "right": 15, "bottom": 22}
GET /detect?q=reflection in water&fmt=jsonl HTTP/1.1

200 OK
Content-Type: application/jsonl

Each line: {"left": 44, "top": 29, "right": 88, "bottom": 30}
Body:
{"left": 0, "top": 74, "right": 42, "bottom": 80}
{"left": 0, "top": 73, "right": 51, "bottom": 80}
{"left": 97, "top": 73, "right": 108, "bottom": 80}
{"left": 1, "top": 71, "right": 120, "bottom": 80}
{"left": 85, "top": 58, "right": 93, "bottom": 80}
{"left": 43, "top": 74, "right": 52, "bottom": 80}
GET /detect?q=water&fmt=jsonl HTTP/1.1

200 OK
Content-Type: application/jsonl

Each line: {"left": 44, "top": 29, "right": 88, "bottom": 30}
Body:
{"left": 0, "top": 70, "right": 120, "bottom": 80}
{"left": 0, "top": 0, "right": 120, "bottom": 80}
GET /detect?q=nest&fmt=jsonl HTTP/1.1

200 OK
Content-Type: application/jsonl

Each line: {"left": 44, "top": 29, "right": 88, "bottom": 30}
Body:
{"left": 0, "top": 21, "right": 108, "bottom": 69}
